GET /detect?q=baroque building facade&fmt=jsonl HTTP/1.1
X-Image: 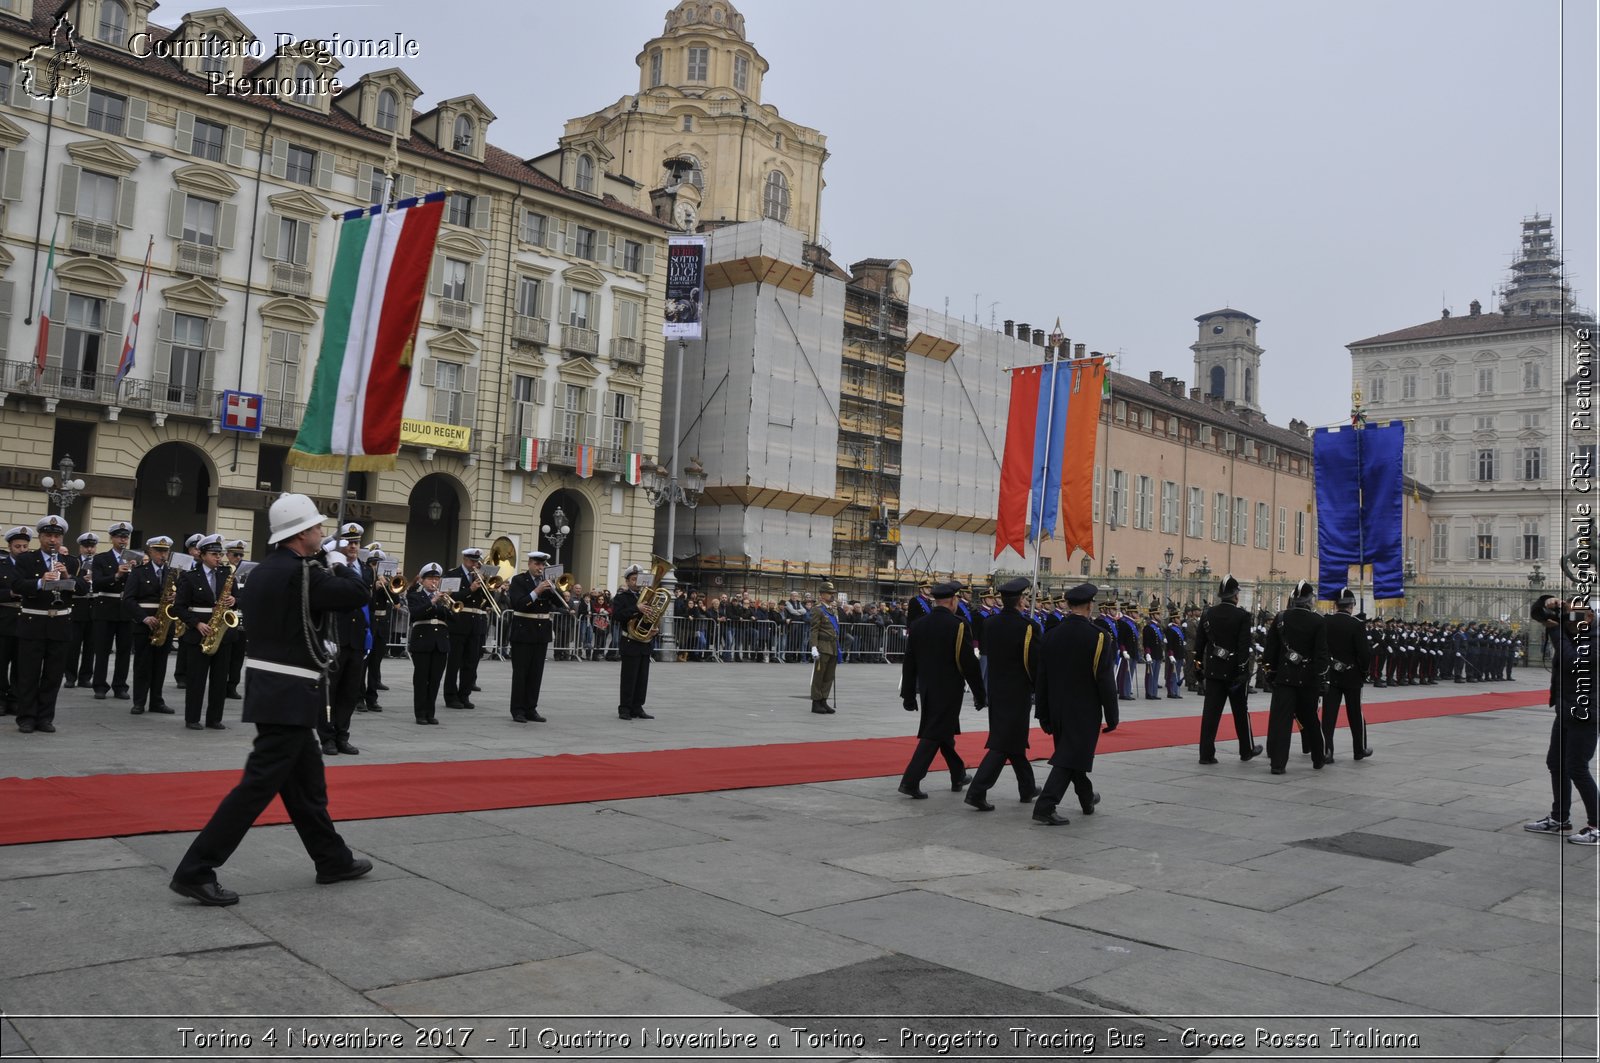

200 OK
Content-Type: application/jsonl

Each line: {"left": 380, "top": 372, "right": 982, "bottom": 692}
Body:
{"left": 0, "top": 0, "right": 671, "bottom": 590}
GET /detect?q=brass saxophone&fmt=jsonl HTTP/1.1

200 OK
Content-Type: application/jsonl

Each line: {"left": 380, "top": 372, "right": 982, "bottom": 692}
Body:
{"left": 624, "top": 556, "right": 673, "bottom": 643}
{"left": 200, "top": 566, "right": 239, "bottom": 656}
{"left": 151, "top": 565, "right": 187, "bottom": 645}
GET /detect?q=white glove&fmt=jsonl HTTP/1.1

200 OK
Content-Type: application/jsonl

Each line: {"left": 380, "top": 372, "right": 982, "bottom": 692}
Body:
{"left": 811, "top": 646, "right": 820, "bottom": 661}
{"left": 323, "top": 543, "right": 348, "bottom": 568}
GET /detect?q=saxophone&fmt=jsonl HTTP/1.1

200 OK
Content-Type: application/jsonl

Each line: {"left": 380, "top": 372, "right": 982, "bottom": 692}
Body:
{"left": 200, "top": 566, "right": 240, "bottom": 656}
{"left": 151, "top": 565, "right": 187, "bottom": 645}
{"left": 624, "top": 556, "right": 673, "bottom": 643}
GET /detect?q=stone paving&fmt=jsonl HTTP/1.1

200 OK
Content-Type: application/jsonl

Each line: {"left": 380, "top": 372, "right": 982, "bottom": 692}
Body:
{"left": 0, "top": 660, "right": 1595, "bottom": 1061}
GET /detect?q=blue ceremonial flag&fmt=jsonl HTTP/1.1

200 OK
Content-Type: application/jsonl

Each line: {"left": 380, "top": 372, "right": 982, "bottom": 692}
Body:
{"left": 1027, "top": 361, "right": 1073, "bottom": 541}
{"left": 1313, "top": 422, "right": 1406, "bottom": 599}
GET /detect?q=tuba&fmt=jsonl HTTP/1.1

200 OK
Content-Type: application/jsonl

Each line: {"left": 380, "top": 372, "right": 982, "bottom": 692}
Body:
{"left": 624, "top": 556, "right": 673, "bottom": 643}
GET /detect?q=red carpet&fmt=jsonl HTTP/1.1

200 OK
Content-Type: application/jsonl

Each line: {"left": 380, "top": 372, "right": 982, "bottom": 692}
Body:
{"left": 0, "top": 689, "right": 1540, "bottom": 846}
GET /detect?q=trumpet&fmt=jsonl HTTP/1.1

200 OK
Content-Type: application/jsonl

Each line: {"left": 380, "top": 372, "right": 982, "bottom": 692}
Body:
{"left": 432, "top": 590, "right": 464, "bottom": 613}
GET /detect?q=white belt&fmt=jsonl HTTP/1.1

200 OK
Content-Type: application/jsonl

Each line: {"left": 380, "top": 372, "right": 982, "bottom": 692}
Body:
{"left": 136, "top": 602, "right": 162, "bottom": 610}
{"left": 21, "top": 608, "right": 72, "bottom": 617}
{"left": 512, "top": 611, "right": 551, "bottom": 620}
{"left": 372, "top": 610, "right": 388, "bottom": 617}
{"left": 188, "top": 607, "right": 216, "bottom": 615}
{"left": 94, "top": 591, "right": 123, "bottom": 598}
{"left": 1, "top": 602, "right": 19, "bottom": 609}
{"left": 458, "top": 607, "right": 488, "bottom": 614}
{"left": 244, "top": 657, "right": 323, "bottom": 681}
{"left": 413, "top": 619, "right": 447, "bottom": 627}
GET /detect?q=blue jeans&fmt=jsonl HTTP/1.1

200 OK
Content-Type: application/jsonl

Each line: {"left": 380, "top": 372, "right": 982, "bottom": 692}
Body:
{"left": 1549, "top": 719, "right": 1599, "bottom": 826}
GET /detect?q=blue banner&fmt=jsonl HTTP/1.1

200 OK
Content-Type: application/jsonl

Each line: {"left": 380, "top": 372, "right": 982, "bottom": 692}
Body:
{"left": 1028, "top": 361, "right": 1073, "bottom": 541}
{"left": 1313, "top": 423, "right": 1406, "bottom": 600}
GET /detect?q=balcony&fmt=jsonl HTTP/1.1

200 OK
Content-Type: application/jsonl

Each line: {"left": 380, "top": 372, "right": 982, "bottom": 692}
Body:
{"left": 560, "top": 324, "right": 599, "bottom": 358}
{"left": 609, "top": 336, "right": 644, "bottom": 368}
{"left": 512, "top": 315, "right": 549, "bottom": 346}
{"left": 0, "top": 359, "right": 214, "bottom": 422}
{"left": 269, "top": 262, "right": 312, "bottom": 297}
{"left": 70, "top": 219, "right": 117, "bottom": 257}
{"left": 261, "top": 396, "right": 305, "bottom": 431}
{"left": 176, "top": 241, "right": 220, "bottom": 280}
{"left": 502, "top": 433, "right": 546, "bottom": 471}
{"left": 437, "top": 299, "right": 473, "bottom": 330}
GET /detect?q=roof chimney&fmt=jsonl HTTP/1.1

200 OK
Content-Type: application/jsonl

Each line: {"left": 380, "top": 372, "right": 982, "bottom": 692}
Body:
{"left": 1003, "top": 319, "right": 1014, "bottom": 337}
{"left": 1190, "top": 387, "right": 1201, "bottom": 401}
{"left": 1148, "top": 370, "right": 1164, "bottom": 385}
{"left": 1441, "top": 308, "right": 1451, "bottom": 319}
{"left": 1074, "top": 343, "right": 1087, "bottom": 359}
{"left": 1032, "top": 328, "right": 1046, "bottom": 347}
{"left": 1167, "top": 377, "right": 1185, "bottom": 397}
{"left": 1017, "top": 323, "right": 1029, "bottom": 342}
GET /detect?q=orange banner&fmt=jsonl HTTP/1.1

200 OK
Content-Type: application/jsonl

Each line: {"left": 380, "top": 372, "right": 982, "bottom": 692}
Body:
{"left": 1058, "top": 359, "right": 1105, "bottom": 559}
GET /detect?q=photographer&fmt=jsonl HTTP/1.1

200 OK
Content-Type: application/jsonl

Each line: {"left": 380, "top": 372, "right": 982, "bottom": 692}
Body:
{"left": 1524, "top": 595, "right": 1598, "bottom": 845}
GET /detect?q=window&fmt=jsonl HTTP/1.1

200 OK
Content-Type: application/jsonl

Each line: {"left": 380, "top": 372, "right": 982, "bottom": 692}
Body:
{"left": 1108, "top": 470, "right": 1128, "bottom": 529}
{"left": 1432, "top": 448, "right": 1451, "bottom": 483}
{"left": 648, "top": 49, "right": 663, "bottom": 87}
{"left": 511, "top": 374, "right": 539, "bottom": 437}
{"left": 1475, "top": 519, "right": 1494, "bottom": 561}
{"left": 1523, "top": 362, "right": 1541, "bottom": 390}
{"left": 166, "top": 313, "right": 207, "bottom": 403}
{"left": 1213, "top": 492, "right": 1228, "bottom": 542}
{"left": 1474, "top": 414, "right": 1495, "bottom": 432}
{"left": 1434, "top": 369, "right": 1452, "bottom": 398}
{"left": 367, "top": 166, "right": 386, "bottom": 205}
{"left": 1433, "top": 417, "right": 1452, "bottom": 433}
{"left": 1523, "top": 446, "right": 1543, "bottom": 481}
{"left": 440, "top": 258, "right": 468, "bottom": 302}
{"left": 62, "top": 294, "right": 104, "bottom": 392}
{"left": 1134, "top": 475, "right": 1153, "bottom": 530}
{"left": 762, "top": 170, "right": 790, "bottom": 223}
{"left": 1093, "top": 466, "right": 1101, "bottom": 523}
{"left": 682, "top": 114, "right": 693, "bottom": 132}
{"left": 1208, "top": 365, "right": 1225, "bottom": 397}
{"left": 1243, "top": 366, "right": 1253, "bottom": 403}
{"left": 268, "top": 215, "right": 310, "bottom": 265}
{"left": 734, "top": 53, "right": 750, "bottom": 92}
{"left": 1294, "top": 510, "right": 1306, "bottom": 555}
{"left": 87, "top": 89, "right": 126, "bottom": 135}
{"left": 1160, "top": 481, "right": 1179, "bottom": 534}
{"left": 77, "top": 170, "right": 119, "bottom": 222}
{"left": 686, "top": 46, "right": 708, "bottom": 81}
{"left": 1431, "top": 519, "right": 1449, "bottom": 561}
{"left": 375, "top": 89, "right": 399, "bottom": 132}
{"left": 96, "top": 0, "right": 127, "bottom": 44}
{"left": 775, "top": 132, "right": 784, "bottom": 149}
{"left": 1476, "top": 366, "right": 1495, "bottom": 395}
{"left": 521, "top": 211, "right": 547, "bottom": 246}
{"left": 606, "top": 391, "right": 634, "bottom": 452}
{"left": 1401, "top": 373, "right": 1416, "bottom": 400}
{"left": 515, "top": 276, "right": 542, "bottom": 319}
{"left": 446, "top": 192, "right": 474, "bottom": 227}
{"left": 182, "top": 195, "right": 219, "bottom": 246}
{"left": 263, "top": 329, "right": 303, "bottom": 417}
{"left": 1403, "top": 444, "right": 1416, "bottom": 478}
{"left": 1522, "top": 519, "right": 1542, "bottom": 561}
{"left": 1521, "top": 411, "right": 1543, "bottom": 429}
{"left": 1255, "top": 502, "right": 1270, "bottom": 549}
{"left": 1368, "top": 377, "right": 1385, "bottom": 402}
{"left": 292, "top": 63, "right": 317, "bottom": 105}
{"left": 559, "top": 383, "right": 585, "bottom": 442}
{"left": 575, "top": 154, "right": 595, "bottom": 195}
{"left": 1232, "top": 497, "right": 1249, "bottom": 546}
{"left": 1186, "top": 486, "right": 1204, "bottom": 538}
{"left": 1475, "top": 448, "right": 1497, "bottom": 482}
{"left": 568, "top": 289, "right": 592, "bottom": 329}
{"left": 1278, "top": 507, "right": 1287, "bottom": 552}
{"left": 621, "top": 239, "right": 644, "bottom": 273}
{"left": 199, "top": 33, "right": 228, "bottom": 77}
{"left": 433, "top": 360, "right": 466, "bottom": 424}
{"left": 615, "top": 296, "right": 642, "bottom": 340}
{"left": 189, "top": 118, "right": 226, "bottom": 163}
{"left": 284, "top": 145, "right": 316, "bottom": 185}
{"left": 573, "top": 225, "right": 598, "bottom": 260}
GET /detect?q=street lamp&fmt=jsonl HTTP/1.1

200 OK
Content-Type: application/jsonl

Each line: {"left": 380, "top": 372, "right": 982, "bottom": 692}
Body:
{"left": 165, "top": 472, "right": 183, "bottom": 499}
{"left": 1160, "top": 547, "right": 1175, "bottom": 614}
{"left": 1105, "top": 554, "right": 1119, "bottom": 588}
{"left": 40, "top": 454, "right": 87, "bottom": 513}
{"left": 541, "top": 506, "right": 571, "bottom": 567}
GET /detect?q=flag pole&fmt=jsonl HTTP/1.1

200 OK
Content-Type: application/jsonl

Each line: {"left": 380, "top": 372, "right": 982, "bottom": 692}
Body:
{"left": 1029, "top": 337, "right": 1063, "bottom": 603}
{"left": 1351, "top": 388, "right": 1367, "bottom": 615}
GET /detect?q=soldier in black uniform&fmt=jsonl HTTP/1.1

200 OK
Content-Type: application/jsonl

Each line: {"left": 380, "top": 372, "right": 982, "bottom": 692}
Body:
{"left": 964, "top": 577, "right": 1039, "bottom": 811}
{"left": 169, "top": 494, "right": 372, "bottom": 907}
{"left": 904, "top": 579, "right": 934, "bottom": 628}
{"left": 65, "top": 531, "right": 98, "bottom": 688}
{"left": 1263, "top": 580, "right": 1330, "bottom": 774}
{"left": 363, "top": 545, "right": 394, "bottom": 711}
{"left": 443, "top": 547, "right": 490, "bottom": 709}
{"left": 506, "top": 549, "right": 560, "bottom": 723}
{"left": 124, "top": 535, "right": 178, "bottom": 716}
{"left": 407, "top": 563, "right": 451, "bottom": 724}
{"left": 897, "top": 580, "right": 985, "bottom": 799}
{"left": 1140, "top": 608, "right": 1164, "bottom": 700}
{"left": 1163, "top": 614, "right": 1185, "bottom": 698}
{"left": 89, "top": 521, "right": 136, "bottom": 699}
{"left": 0, "top": 527, "right": 28, "bottom": 716}
{"left": 1193, "top": 575, "right": 1262, "bottom": 763}
{"left": 1032, "top": 582, "right": 1119, "bottom": 825}
{"left": 8, "top": 516, "right": 81, "bottom": 733}
{"left": 611, "top": 564, "right": 656, "bottom": 720}
{"left": 1321, "top": 587, "right": 1373, "bottom": 762}
{"left": 174, "top": 535, "right": 239, "bottom": 731}
{"left": 318, "top": 534, "right": 368, "bottom": 756}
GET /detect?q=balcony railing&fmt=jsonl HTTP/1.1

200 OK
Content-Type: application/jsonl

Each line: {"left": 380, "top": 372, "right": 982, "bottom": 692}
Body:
{"left": 0, "top": 359, "right": 221, "bottom": 421}
{"left": 512, "top": 315, "right": 549, "bottom": 346}
{"left": 502, "top": 433, "right": 546, "bottom": 470}
{"left": 438, "top": 299, "right": 473, "bottom": 330}
{"left": 70, "top": 219, "right": 117, "bottom": 257}
{"left": 543, "top": 436, "right": 634, "bottom": 474}
{"left": 176, "top": 241, "right": 220, "bottom": 280}
{"left": 269, "top": 262, "right": 312, "bottom": 297}
{"left": 609, "top": 336, "right": 643, "bottom": 368}
{"left": 262, "top": 396, "right": 305, "bottom": 431}
{"left": 560, "top": 324, "right": 599, "bottom": 357}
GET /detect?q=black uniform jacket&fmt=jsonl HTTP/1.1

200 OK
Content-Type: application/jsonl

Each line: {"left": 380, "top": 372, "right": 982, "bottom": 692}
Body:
{"left": 506, "top": 571, "right": 560, "bottom": 644}
{"left": 905, "top": 594, "right": 933, "bottom": 627}
{"left": 445, "top": 565, "right": 492, "bottom": 636}
{"left": 8, "top": 550, "right": 81, "bottom": 638}
{"left": 610, "top": 587, "right": 654, "bottom": 657}
{"left": 0, "top": 555, "right": 19, "bottom": 636}
{"left": 174, "top": 564, "right": 242, "bottom": 647}
{"left": 1323, "top": 611, "right": 1371, "bottom": 691}
{"left": 239, "top": 549, "right": 369, "bottom": 727}
{"left": 1262, "top": 607, "right": 1330, "bottom": 689}
{"left": 406, "top": 585, "right": 453, "bottom": 654}
{"left": 1194, "top": 601, "right": 1253, "bottom": 684}
{"left": 1140, "top": 620, "right": 1164, "bottom": 660}
{"left": 1034, "top": 612, "right": 1119, "bottom": 770}
{"left": 72, "top": 553, "right": 96, "bottom": 621}
{"left": 122, "top": 561, "right": 172, "bottom": 630}
{"left": 900, "top": 606, "right": 986, "bottom": 741}
{"left": 331, "top": 563, "right": 372, "bottom": 651}
{"left": 90, "top": 549, "right": 133, "bottom": 620}
{"left": 368, "top": 574, "right": 398, "bottom": 629}
{"left": 980, "top": 607, "right": 1039, "bottom": 752}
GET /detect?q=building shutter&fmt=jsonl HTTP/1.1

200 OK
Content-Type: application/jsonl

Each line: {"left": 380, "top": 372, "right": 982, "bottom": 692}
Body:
{"left": 641, "top": 241, "right": 655, "bottom": 276}
{"left": 224, "top": 126, "right": 245, "bottom": 167}
{"left": 468, "top": 262, "right": 485, "bottom": 304}
{"left": 290, "top": 220, "right": 310, "bottom": 266}
{"left": 460, "top": 364, "right": 479, "bottom": 427}
{"left": 217, "top": 202, "right": 238, "bottom": 249}
{"left": 199, "top": 318, "right": 224, "bottom": 399}
{"left": 65, "top": 90, "right": 88, "bottom": 126}
{"left": 0, "top": 150, "right": 20, "bottom": 200}
{"left": 269, "top": 138, "right": 288, "bottom": 179}
{"left": 583, "top": 386, "right": 598, "bottom": 443}
{"left": 314, "top": 150, "right": 334, "bottom": 191}
{"left": 152, "top": 308, "right": 175, "bottom": 390}
{"left": 261, "top": 213, "right": 281, "bottom": 260}
{"left": 165, "top": 190, "right": 186, "bottom": 239}
{"left": 55, "top": 164, "right": 80, "bottom": 216}
{"left": 0, "top": 281, "right": 12, "bottom": 361}
{"left": 126, "top": 97, "right": 147, "bottom": 140}
{"left": 116, "top": 177, "right": 137, "bottom": 228}
{"left": 471, "top": 196, "right": 490, "bottom": 231}
{"left": 173, "top": 111, "right": 195, "bottom": 155}
{"left": 44, "top": 290, "right": 67, "bottom": 370}
{"left": 427, "top": 252, "right": 444, "bottom": 297}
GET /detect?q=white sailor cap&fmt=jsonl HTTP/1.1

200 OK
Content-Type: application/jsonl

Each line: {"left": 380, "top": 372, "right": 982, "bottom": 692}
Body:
{"left": 623, "top": 563, "right": 644, "bottom": 579}
{"left": 108, "top": 521, "right": 133, "bottom": 536}
{"left": 36, "top": 515, "right": 68, "bottom": 534}
{"left": 225, "top": 539, "right": 246, "bottom": 552}
{"left": 339, "top": 522, "right": 364, "bottom": 538}
{"left": 527, "top": 550, "right": 551, "bottom": 562}
{"left": 367, "top": 548, "right": 386, "bottom": 560}
{"left": 418, "top": 562, "right": 444, "bottom": 578}
{"left": 185, "top": 533, "right": 204, "bottom": 549}
{"left": 364, "top": 541, "right": 384, "bottom": 554}
{"left": 5, "top": 526, "right": 32, "bottom": 543}
{"left": 197, "top": 533, "right": 225, "bottom": 553}
{"left": 461, "top": 547, "right": 484, "bottom": 560}
{"left": 144, "top": 535, "right": 174, "bottom": 549}
{"left": 77, "top": 532, "right": 99, "bottom": 545}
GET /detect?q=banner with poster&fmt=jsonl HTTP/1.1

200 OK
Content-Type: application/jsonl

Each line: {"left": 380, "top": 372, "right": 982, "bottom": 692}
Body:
{"left": 664, "top": 236, "right": 706, "bottom": 340}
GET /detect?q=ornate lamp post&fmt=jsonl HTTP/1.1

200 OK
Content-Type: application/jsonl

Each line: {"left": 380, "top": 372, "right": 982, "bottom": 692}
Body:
{"left": 1160, "top": 547, "right": 1175, "bottom": 615}
{"left": 541, "top": 506, "right": 571, "bottom": 567}
{"left": 644, "top": 456, "right": 705, "bottom": 661}
{"left": 40, "top": 454, "right": 87, "bottom": 514}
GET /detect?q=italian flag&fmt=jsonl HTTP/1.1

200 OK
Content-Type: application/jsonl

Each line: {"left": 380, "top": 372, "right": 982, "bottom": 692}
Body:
{"left": 34, "top": 222, "right": 58, "bottom": 378}
{"left": 623, "top": 452, "right": 643, "bottom": 486}
{"left": 517, "top": 437, "right": 539, "bottom": 472}
{"left": 288, "top": 193, "right": 445, "bottom": 470}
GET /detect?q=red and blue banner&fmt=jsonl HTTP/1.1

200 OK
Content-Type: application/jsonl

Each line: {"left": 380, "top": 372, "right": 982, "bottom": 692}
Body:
{"left": 994, "top": 358, "right": 1106, "bottom": 561}
{"left": 1313, "top": 421, "right": 1405, "bottom": 599}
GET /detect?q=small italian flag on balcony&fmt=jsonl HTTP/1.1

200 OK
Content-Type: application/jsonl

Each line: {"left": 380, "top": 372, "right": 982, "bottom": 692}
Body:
{"left": 574, "top": 444, "right": 594, "bottom": 479}
{"left": 517, "top": 437, "right": 539, "bottom": 472}
{"left": 623, "top": 452, "right": 643, "bottom": 486}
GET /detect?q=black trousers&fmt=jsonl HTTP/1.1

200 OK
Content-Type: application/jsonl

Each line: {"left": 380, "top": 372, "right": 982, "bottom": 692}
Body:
{"left": 619, "top": 654, "right": 651, "bottom": 715}
{"left": 1035, "top": 763, "right": 1095, "bottom": 815}
{"left": 443, "top": 630, "right": 484, "bottom": 701}
{"left": 183, "top": 642, "right": 233, "bottom": 727}
{"left": 412, "top": 648, "right": 446, "bottom": 722}
{"left": 68, "top": 618, "right": 94, "bottom": 684}
{"left": 1268, "top": 684, "right": 1325, "bottom": 769}
{"left": 91, "top": 616, "right": 132, "bottom": 694}
{"left": 1199, "top": 677, "right": 1256, "bottom": 759}
{"left": 173, "top": 723, "right": 353, "bottom": 885}
{"left": 364, "top": 621, "right": 390, "bottom": 702}
{"left": 510, "top": 641, "right": 549, "bottom": 718}
{"left": 1321, "top": 683, "right": 1367, "bottom": 757}
{"left": 131, "top": 628, "right": 172, "bottom": 709}
{"left": 901, "top": 736, "right": 965, "bottom": 787}
{"left": 968, "top": 748, "right": 1036, "bottom": 799}
{"left": 0, "top": 631, "right": 17, "bottom": 712}
{"left": 319, "top": 647, "right": 364, "bottom": 742}
{"left": 15, "top": 635, "right": 68, "bottom": 727}
{"left": 227, "top": 630, "right": 246, "bottom": 694}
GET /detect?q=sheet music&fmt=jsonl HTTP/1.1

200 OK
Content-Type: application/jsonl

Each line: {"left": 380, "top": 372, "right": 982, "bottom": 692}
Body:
{"left": 543, "top": 564, "right": 564, "bottom": 584}
{"left": 233, "top": 560, "right": 259, "bottom": 584}
{"left": 170, "top": 554, "right": 195, "bottom": 571}
{"left": 377, "top": 559, "right": 399, "bottom": 578}
{"left": 440, "top": 576, "right": 462, "bottom": 593}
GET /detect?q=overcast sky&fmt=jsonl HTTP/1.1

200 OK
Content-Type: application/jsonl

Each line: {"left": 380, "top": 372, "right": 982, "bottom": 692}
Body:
{"left": 245, "top": 0, "right": 1596, "bottom": 430}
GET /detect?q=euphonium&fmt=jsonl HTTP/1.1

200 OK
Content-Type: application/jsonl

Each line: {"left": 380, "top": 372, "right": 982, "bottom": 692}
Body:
{"left": 151, "top": 565, "right": 187, "bottom": 645}
{"left": 388, "top": 574, "right": 408, "bottom": 593}
{"left": 624, "top": 556, "right": 673, "bottom": 643}
{"left": 200, "top": 567, "right": 240, "bottom": 656}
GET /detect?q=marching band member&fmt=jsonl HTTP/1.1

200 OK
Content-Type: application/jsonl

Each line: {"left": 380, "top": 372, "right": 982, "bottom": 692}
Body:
{"left": 172, "top": 532, "right": 204, "bottom": 691}
{"left": 363, "top": 544, "right": 393, "bottom": 712}
{"left": 0, "top": 527, "right": 28, "bottom": 715}
{"left": 223, "top": 540, "right": 249, "bottom": 699}
{"left": 174, "top": 535, "right": 237, "bottom": 731}
{"left": 124, "top": 535, "right": 178, "bottom": 715}
{"left": 8, "top": 515, "right": 80, "bottom": 733}
{"left": 506, "top": 550, "right": 559, "bottom": 722}
{"left": 443, "top": 547, "right": 489, "bottom": 709}
{"left": 65, "top": 531, "right": 98, "bottom": 688}
{"left": 319, "top": 533, "right": 368, "bottom": 755}
{"left": 90, "top": 521, "right": 136, "bottom": 700}
{"left": 611, "top": 564, "right": 655, "bottom": 720}
{"left": 407, "top": 563, "right": 451, "bottom": 725}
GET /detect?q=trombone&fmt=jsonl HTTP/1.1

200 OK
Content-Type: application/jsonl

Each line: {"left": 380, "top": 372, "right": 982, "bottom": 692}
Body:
{"left": 468, "top": 567, "right": 505, "bottom": 621}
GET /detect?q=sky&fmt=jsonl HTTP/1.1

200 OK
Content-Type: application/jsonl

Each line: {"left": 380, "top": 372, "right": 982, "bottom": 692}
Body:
{"left": 237, "top": 0, "right": 1596, "bottom": 431}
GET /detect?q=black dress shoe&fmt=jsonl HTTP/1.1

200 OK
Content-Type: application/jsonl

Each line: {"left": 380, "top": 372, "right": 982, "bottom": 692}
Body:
{"left": 376, "top": 683, "right": 390, "bottom": 691}
{"left": 415, "top": 718, "right": 430, "bottom": 725}
{"left": 151, "top": 704, "right": 175, "bottom": 714}
{"left": 528, "top": 711, "right": 546, "bottom": 723}
{"left": 444, "top": 697, "right": 463, "bottom": 709}
{"left": 1270, "top": 767, "right": 1286, "bottom": 775}
{"left": 169, "top": 879, "right": 239, "bottom": 906}
{"left": 355, "top": 704, "right": 369, "bottom": 713}
{"left": 1198, "top": 756, "right": 1219, "bottom": 765}
{"left": 897, "top": 782, "right": 928, "bottom": 800}
{"left": 511, "top": 713, "right": 527, "bottom": 723}
{"left": 186, "top": 722, "right": 204, "bottom": 731}
{"left": 367, "top": 703, "right": 383, "bottom": 713}
{"left": 93, "top": 691, "right": 108, "bottom": 700}
{"left": 1354, "top": 748, "right": 1373, "bottom": 760}
{"left": 205, "top": 722, "right": 227, "bottom": 730}
{"left": 130, "top": 705, "right": 145, "bottom": 715}
{"left": 114, "top": 691, "right": 131, "bottom": 700}
{"left": 951, "top": 771, "right": 970, "bottom": 792}
{"left": 1080, "top": 792, "right": 1101, "bottom": 815}
{"left": 63, "top": 679, "right": 76, "bottom": 688}
{"left": 471, "top": 684, "right": 482, "bottom": 692}
{"left": 632, "top": 710, "right": 654, "bottom": 720}
{"left": 35, "top": 722, "right": 55, "bottom": 733}
{"left": 964, "top": 793, "right": 995, "bottom": 812}
{"left": 1033, "top": 810, "right": 1070, "bottom": 826}
{"left": 174, "top": 679, "right": 186, "bottom": 689}
{"left": 335, "top": 740, "right": 359, "bottom": 755}
{"left": 315, "top": 858, "right": 373, "bottom": 885}
{"left": 1241, "top": 744, "right": 1264, "bottom": 761}
{"left": 17, "top": 721, "right": 35, "bottom": 733}
{"left": 321, "top": 739, "right": 340, "bottom": 755}
{"left": 425, "top": 718, "right": 440, "bottom": 725}
{"left": 618, "top": 709, "right": 633, "bottom": 721}
{"left": 459, "top": 700, "right": 476, "bottom": 710}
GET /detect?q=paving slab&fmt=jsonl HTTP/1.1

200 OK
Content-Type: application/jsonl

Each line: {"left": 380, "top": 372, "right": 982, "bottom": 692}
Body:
{"left": 917, "top": 866, "right": 1136, "bottom": 916}
{"left": 118, "top": 824, "right": 412, "bottom": 895}
{"left": 368, "top": 834, "right": 662, "bottom": 908}
{"left": 1489, "top": 886, "right": 1600, "bottom": 927}
{"left": 1277, "top": 884, "right": 1565, "bottom": 954}
{"left": 0, "top": 836, "right": 152, "bottom": 879}
{"left": 604, "top": 839, "right": 904, "bottom": 915}
{"left": 1341, "top": 943, "right": 1588, "bottom": 1015}
{"left": 464, "top": 803, "right": 722, "bottom": 854}
{"left": 825, "top": 843, "right": 1023, "bottom": 882}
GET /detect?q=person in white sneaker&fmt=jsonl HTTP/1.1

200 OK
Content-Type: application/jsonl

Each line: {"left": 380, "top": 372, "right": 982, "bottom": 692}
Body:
{"left": 1524, "top": 595, "right": 1597, "bottom": 845}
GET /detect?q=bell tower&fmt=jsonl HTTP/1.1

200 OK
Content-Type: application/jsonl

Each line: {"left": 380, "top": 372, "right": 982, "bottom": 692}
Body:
{"left": 1190, "top": 308, "right": 1263, "bottom": 413}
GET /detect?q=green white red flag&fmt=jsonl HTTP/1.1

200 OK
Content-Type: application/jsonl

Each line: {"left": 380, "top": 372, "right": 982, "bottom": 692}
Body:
{"left": 624, "top": 451, "right": 643, "bottom": 486}
{"left": 517, "top": 437, "right": 539, "bottom": 472}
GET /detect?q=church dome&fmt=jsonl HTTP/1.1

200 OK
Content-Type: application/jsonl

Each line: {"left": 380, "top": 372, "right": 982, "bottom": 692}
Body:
{"left": 662, "top": 0, "right": 746, "bottom": 40}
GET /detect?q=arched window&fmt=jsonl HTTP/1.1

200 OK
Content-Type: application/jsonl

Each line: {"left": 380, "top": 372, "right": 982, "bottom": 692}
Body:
{"left": 96, "top": 0, "right": 127, "bottom": 44}
{"left": 375, "top": 89, "right": 399, "bottom": 132}
{"left": 200, "top": 32, "right": 228, "bottom": 76}
{"left": 292, "top": 62, "right": 317, "bottom": 104}
{"left": 575, "top": 154, "right": 595, "bottom": 194}
{"left": 763, "top": 170, "right": 790, "bottom": 223}
{"left": 452, "top": 114, "right": 474, "bottom": 151}
{"left": 648, "top": 49, "right": 663, "bottom": 88}
{"left": 1209, "top": 365, "right": 1225, "bottom": 398}
{"left": 1243, "top": 366, "right": 1253, "bottom": 403}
